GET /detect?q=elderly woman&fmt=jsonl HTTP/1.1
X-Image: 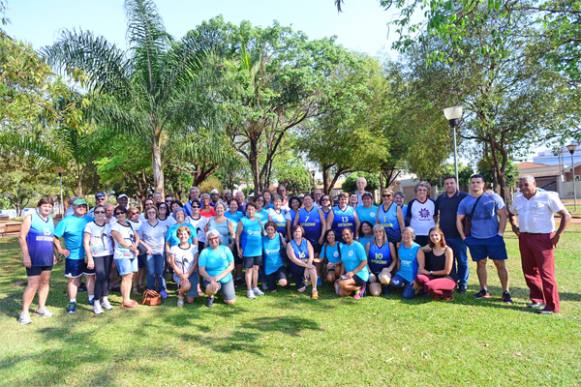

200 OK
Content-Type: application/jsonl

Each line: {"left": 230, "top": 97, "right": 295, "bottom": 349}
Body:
{"left": 199, "top": 193, "right": 216, "bottom": 218}
{"left": 205, "top": 201, "right": 235, "bottom": 248}
{"left": 336, "top": 228, "right": 369, "bottom": 300}
{"left": 377, "top": 188, "right": 405, "bottom": 243}
{"left": 199, "top": 229, "right": 236, "bottom": 307}
{"left": 366, "top": 225, "right": 397, "bottom": 297}
{"left": 416, "top": 227, "right": 455, "bottom": 301}
{"left": 18, "top": 197, "right": 56, "bottom": 324}
{"left": 405, "top": 182, "right": 435, "bottom": 247}
{"left": 391, "top": 227, "right": 423, "bottom": 299}
{"left": 286, "top": 225, "right": 318, "bottom": 299}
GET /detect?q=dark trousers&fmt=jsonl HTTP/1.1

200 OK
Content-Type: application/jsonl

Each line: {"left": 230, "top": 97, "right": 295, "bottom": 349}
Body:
{"left": 94, "top": 255, "right": 113, "bottom": 300}
{"left": 447, "top": 237, "right": 469, "bottom": 286}
{"left": 519, "top": 233, "right": 560, "bottom": 312}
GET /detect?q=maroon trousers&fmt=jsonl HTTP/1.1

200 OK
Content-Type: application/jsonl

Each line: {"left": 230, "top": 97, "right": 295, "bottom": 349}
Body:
{"left": 518, "top": 233, "right": 560, "bottom": 313}
{"left": 416, "top": 274, "right": 456, "bottom": 298}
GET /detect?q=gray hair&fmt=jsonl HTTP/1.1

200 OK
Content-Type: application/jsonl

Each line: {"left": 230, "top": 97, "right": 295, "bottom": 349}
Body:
{"left": 414, "top": 181, "right": 431, "bottom": 193}
{"left": 518, "top": 175, "right": 536, "bottom": 183}
{"left": 402, "top": 226, "right": 416, "bottom": 240}
{"left": 206, "top": 229, "right": 221, "bottom": 240}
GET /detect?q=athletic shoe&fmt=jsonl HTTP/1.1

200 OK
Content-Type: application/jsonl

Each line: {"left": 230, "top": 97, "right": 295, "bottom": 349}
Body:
{"left": 474, "top": 289, "right": 491, "bottom": 299}
{"left": 261, "top": 282, "right": 268, "bottom": 291}
{"left": 311, "top": 290, "right": 319, "bottom": 300}
{"left": 160, "top": 290, "right": 168, "bottom": 300}
{"left": 93, "top": 300, "right": 103, "bottom": 315}
{"left": 502, "top": 291, "right": 513, "bottom": 303}
{"left": 527, "top": 302, "right": 546, "bottom": 310}
{"left": 177, "top": 297, "right": 184, "bottom": 307}
{"left": 252, "top": 287, "right": 264, "bottom": 297}
{"left": 66, "top": 302, "right": 77, "bottom": 314}
{"left": 247, "top": 290, "right": 256, "bottom": 299}
{"left": 457, "top": 284, "right": 467, "bottom": 293}
{"left": 36, "top": 308, "right": 53, "bottom": 318}
{"left": 334, "top": 282, "right": 340, "bottom": 295}
{"left": 18, "top": 312, "right": 32, "bottom": 325}
{"left": 205, "top": 296, "right": 215, "bottom": 308}
{"left": 88, "top": 297, "right": 95, "bottom": 306}
{"left": 354, "top": 284, "right": 366, "bottom": 300}
{"left": 101, "top": 298, "right": 113, "bottom": 310}
{"left": 538, "top": 309, "right": 555, "bottom": 315}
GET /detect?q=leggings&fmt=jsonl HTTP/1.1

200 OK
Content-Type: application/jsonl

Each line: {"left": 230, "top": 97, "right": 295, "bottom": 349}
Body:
{"left": 94, "top": 255, "right": 113, "bottom": 300}
{"left": 416, "top": 274, "right": 456, "bottom": 298}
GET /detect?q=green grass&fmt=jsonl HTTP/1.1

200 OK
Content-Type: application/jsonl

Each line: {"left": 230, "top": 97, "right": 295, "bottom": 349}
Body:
{"left": 1, "top": 226, "right": 580, "bottom": 386}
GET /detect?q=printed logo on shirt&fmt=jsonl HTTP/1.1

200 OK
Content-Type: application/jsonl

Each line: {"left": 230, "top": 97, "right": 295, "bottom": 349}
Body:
{"left": 419, "top": 208, "right": 431, "bottom": 219}
{"left": 347, "top": 250, "right": 354, "bottom": 257}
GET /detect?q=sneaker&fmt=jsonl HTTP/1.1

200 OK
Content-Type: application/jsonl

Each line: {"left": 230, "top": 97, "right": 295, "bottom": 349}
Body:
{"left": 160, "top": 290, "right": 168, "bottom": 300}
{"left": 205, "top": 296, "right": 215, "bottom": 308}
{"left": 101, "top": 298, "right": 113, "bottom": 310}
{"left": 538, "top": 309, "right": 555, "bottom": 315}
{"left": 18, "top": 312, "right": 32, "bottom": 325}
{"left": 502, "top": 291, "right": 513, "bottom": 303}
{"left": 354, "top": 284, "right": 366, "bottom": 300}
{"left": 474, "top": 289, "right": 491, "bottom": 299}
{"left": 334, "top": 282, "right": 340, "bottom": 295}
{"left": 527, "top": 302, "right": 546, "bottom": 310}
{"left": 247, "top": 290, "right": 256, "bottom": 299}
{"left": 66, "top": 302, "right": 77, "bottom": 314}
{"left": 93, "top": 300, "right": 103, "bottom": 315}
{"left": 88, "top": 297, "right": 95, "bottom": 306}
{"left": 252, "top": 287, "right": 264, "bottom": 297}
{"left": 311, "top": 290, "right": 319, "bottom": 300}
{"left": 36, "top": 308, "right": 53, "bottom": 318}
{"left": 457, "top": 284, "right": 467, "bottom": 293}
{"left": 177, "top": 297, "right": 184, "bottom": 307}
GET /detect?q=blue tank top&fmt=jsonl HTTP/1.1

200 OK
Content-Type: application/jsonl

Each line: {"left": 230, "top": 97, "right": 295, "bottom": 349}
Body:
{"left": 332, "top": 206, "right": 355, "bottom": 240}
{"left": 263, "top": 235, "right": 283, "bottom": 275}
{"left": 269, "top": 209, "right": 287, "bottom": 235}
{"left": 288, "top": 209, "right": 298, "bottom": 225}
{"left": 298, "top": 207, "right": 322, "bottom": 242}
{"left": 396, "top": 242, "right": 420, "bottom": 282}
{"left": 207, "top": 217, "right": 231, "bottom": 246}
{"left": 377, "top": 203, "right": 400, "bottom": 231}
{"left": 26, "top": 210, "right": 55, "bottom": 266}
{"left": 357, "top": 235, "right": 373, "bottom": 250}
{"left": 368, "top": 242, "right": 392, "bottom": 274}
{"left": 240, "top": 217, "right": 263, "bottom": 257}
{"left": 255, "top": 209, "right": 269, "bottom": 228}
{"left": 290, "top": 239, "right": 309, "bottom": 262}
{"left": 321, "top": 242, "right": 341, "bottom": 264}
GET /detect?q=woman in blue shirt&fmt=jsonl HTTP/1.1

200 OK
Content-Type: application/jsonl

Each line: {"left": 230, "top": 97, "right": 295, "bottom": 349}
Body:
{"left": 286, "top": 225, "right": 318, "bottom": 299}
{"left": 236, "top": 203, "right": 264, "bottom": 299}
{"left": 268, "top": 195, "right": 289, "bottom": 237}
{"left": 320, "top": 229, "right": 342, "bottom": 284}
{"left": 199, "top": 229, "right": 236, "bottom": 307}
{"left": 18, "top": 197, "right": 55, "bottom": 325}
{"left": 337, "top": 228, "right": 369, "bottom": 299}
{"left": 357, "top": 221, "right": 374, "bottom": 250}
{"left": 391, "top": 227, "right": 423, "bottom": 299}
{"left": 366, "top": 225, "right": 397, "bottom": 297}
{"left": 262, "top": 221, "right": 288, "bottom": 291}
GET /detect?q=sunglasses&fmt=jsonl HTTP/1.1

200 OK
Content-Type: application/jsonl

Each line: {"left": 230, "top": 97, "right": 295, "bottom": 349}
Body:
{"left": 192, "top": 205, "right": 200, "bottom": 209}
{"left": 382, "top": 194, "right": 392, "bottom": 197}
{"left": 115, "top": 212, "right": 124, "bottom": 216}
{"left": 94, "top": 210, "right": 106, "bottom": 214}
{"left": 129, "top": 212, "right": 139, "bottom": 215}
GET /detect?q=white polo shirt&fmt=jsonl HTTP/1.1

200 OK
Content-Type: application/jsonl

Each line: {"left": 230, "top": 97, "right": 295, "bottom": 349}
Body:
{"left": 510, "top": 191, "right": 566, "bottom": 233}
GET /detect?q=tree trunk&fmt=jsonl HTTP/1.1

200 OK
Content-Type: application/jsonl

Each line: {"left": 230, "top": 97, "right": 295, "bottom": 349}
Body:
{"left": 249, "top": 138, "right": 261, "bottom": 194}
{"left": 152, "top": 135, "right": 164, "bottom": 197}
{"left": 322, "top": 164, "right": 332, "bottom": 194}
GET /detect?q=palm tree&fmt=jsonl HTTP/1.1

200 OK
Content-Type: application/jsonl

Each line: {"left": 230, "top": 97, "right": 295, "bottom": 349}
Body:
{"left": 42, "top": 0, "right": 218, "bottom": 196}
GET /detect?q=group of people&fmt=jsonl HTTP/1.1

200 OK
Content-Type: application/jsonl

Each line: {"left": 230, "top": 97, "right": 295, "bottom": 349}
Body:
{"left": 17, "top": 174, "right": 571, "bottom": 325}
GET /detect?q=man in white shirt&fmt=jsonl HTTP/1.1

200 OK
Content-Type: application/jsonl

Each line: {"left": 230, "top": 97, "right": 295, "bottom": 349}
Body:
{"left": 509, "top": 176, "right": 571, "bottom": 314}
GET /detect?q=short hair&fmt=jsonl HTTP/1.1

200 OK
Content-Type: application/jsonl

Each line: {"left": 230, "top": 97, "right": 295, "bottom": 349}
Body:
{"left": 93, "top": 204, "right": 105, "bottom": 213}
{"left": 37, "top": 197, "right": 54, "bottom": 207}
{"left": 470, "top": 174, "right": 485, "bottom": 181}
{"left": 442, "top": 175, "right": 456, "bottom": 182}
{"left": 356, "top": 176, "right": 367, "bottom": 183}
{"left": 338, "top": 192, "right": 349, "bottom": 199}
{"left": 292, "top": 224, "right": 305, "bottom": 236}
{"left": 289, "top": 196, "right": 302, "bottom": 208}
{"left": 177, "top": 226, "right": 191, "bottom": 237}
{"left": 246, "top": 202, "right": 257, "bottom": 210}
{"left": 114, "top": 206, "right": 127, "bottom": 215}
{"left": 358, "top": 221, "right": 374, "bottom": 235}
{"left": 264, "top": 221, "right": 277, "bottom": 231}
{"left": 323, "top": 229, "right": 336, "bottom": 242}
{"left": 519, "top": 175, "right": 536, "bottom": 183}
{"left": 362, "top": 192, "right": 373, "bottom": 199}
{"left": 205, "top": 229, "right": 220, "bottom": 240}
{"left": 414, "top": 181, "right": 431, "bottom": 193}
{"left": 402, "top": 226, "right": 416, "bottom": 240}
{"left": 214, "top": 201, "right": 226, "bottom": 210}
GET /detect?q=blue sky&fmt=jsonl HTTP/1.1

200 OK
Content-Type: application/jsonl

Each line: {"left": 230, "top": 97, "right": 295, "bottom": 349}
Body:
{"left": 4, "top": 0, "right": 400, "bottom": 59}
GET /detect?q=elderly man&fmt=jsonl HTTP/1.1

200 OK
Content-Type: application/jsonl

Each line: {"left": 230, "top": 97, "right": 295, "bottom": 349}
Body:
{"left": 509, "top": 176, "right": 571, "bottom": 314}
{"left": 354, "top": 177, "right": 370, "bottom": 206}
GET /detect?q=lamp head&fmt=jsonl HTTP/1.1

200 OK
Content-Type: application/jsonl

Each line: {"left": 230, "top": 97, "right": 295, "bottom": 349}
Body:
{"left": 567, "top": 143, "right": 577, "bottom": 155}
{"left": 443, "top": 106, "right": 463, "bottom": 127}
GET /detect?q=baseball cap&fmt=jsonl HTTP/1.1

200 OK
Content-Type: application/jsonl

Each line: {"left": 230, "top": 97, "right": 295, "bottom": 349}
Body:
{"left": 210, "top": 188, "right": 219, "bottom": 194}
{"left": 73, "top": 198, "right": 88, "bottom": 206}
{"left": 117, "top": 194, "right": 129, "bottom": 200}
{"left": 95, "top": 192, "right": 106, "bottom": 200}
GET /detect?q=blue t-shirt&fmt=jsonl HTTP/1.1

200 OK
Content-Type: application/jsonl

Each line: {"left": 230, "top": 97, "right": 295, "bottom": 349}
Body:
{"left": 268, "top": 208, "right": 288, "bottom": 235}
{"left": 368, "top": 242, "right": 392, "bottom": 274}
{"left": 339, "top": 241, "right": 369, "bottom": 282}
{"left": 225, "top": 210, "right": 244, "bottom": 229}
{"left": 321, "top": 242, "right": 341, "bottom": 264}
{"left": 54, "top": 215, "right": 92, "bottom": 260}
{"left": 458, "top": 192, "right": 505, "bottom": 239}
{"left": 357, "top": 235, "right": 373, "bottom": 250}
{"left": 263, "top": 235, "right": 284, "bottom": 275}
{"left": 198, "top": 245, "right": 234, "bottom": 284}
{"left": 396, "top": 242, "right": 420, "bottom": 282}
{"left": 240, "top": 217, "right": 263, "bottom": 257}
{"left": 356, "top": 205, "right": 378, "bottom": 225}
{"left": 165, "top": 223, "right": 197, "bottom": 247}
{"left": 26, "top": 210, "right": 55, "bottom": 266}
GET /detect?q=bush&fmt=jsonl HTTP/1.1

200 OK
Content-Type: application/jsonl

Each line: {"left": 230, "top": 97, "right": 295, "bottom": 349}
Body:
{"left": 342, "top": 172, "right": 380, "bottom": 193}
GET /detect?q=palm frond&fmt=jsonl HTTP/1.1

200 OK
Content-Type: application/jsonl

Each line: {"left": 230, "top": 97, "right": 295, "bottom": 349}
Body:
{"left": 0, "top": 130, "right": 67, "bottom": 165}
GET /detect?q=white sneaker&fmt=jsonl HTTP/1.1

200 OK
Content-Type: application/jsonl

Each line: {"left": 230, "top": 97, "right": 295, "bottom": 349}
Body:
{"left": 247, "top": 289, "right": 256, "bottom": 299}
{"left": 177, "top": 297, "right": 184, "bottom": 307}
{"left": 36, "top": 308, "right": 53, "bottom": 318}
{"left": 18, "top": 312, "right": 32, "bottom": 325}
{"left": 93, "top": 300, "right": 103, "bottom": 315}
{"left": 252, "top": 287, "right": 264, "bottom": 296}
{"left": 101, "top": 298, "right": 113, "bottom": 310}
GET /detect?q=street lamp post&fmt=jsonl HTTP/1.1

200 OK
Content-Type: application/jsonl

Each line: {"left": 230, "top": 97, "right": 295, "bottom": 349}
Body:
{"left": 443, "top": 106, "right": 463, "bottom": 185}
{"left": 567, "top": 143, "right": 577, "bottom": 211}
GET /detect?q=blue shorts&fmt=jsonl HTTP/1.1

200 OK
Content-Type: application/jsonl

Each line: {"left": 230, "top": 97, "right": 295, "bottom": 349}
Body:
{"left": 115, "top": 257, "right": 138, "bottom": 276}
{"left": 174, "top": 272, "right": 199, "bottom": 298}
{"left": 65, "top": 259, "right": 95, "bottom": 278}
{"left": 202, "top": 279, "right": 236, "bottom": 301}
{"left": 465, "top": 235, "right": 508, "bottom": 261}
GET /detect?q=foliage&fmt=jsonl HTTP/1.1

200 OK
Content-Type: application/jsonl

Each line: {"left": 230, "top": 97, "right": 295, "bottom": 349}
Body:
{"left": 477, "top": 157, "right": 517, "bottom": 191}
{"left": 342, "top": 172, "right": 380, "bottom": 193}
{"left": 272, "top": 150, "right": 313, "bottom": 194}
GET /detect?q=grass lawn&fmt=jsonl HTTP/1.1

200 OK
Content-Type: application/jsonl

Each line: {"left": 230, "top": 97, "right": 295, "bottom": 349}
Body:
{"left": 1, "top": 226, "right": 580, "bottom": 386}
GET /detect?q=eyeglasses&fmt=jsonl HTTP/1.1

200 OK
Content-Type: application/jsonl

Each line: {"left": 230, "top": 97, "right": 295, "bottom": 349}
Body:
{"left": 147, "top": 211, "right": 157, "bottom": 214}
{"left": 94, "top": 210, "right": 106, "bottom": 214}
{"left": 208, "top": 237, "right": 220, "bottom": 241}
{"left": 129, "top": 212, "right": 139, "bottom": 215}
{"left": 192, "top": 205, "right": 200, "bottom": 209}
{"left": 382, "top": 194, "right": 392, "bottom": 197}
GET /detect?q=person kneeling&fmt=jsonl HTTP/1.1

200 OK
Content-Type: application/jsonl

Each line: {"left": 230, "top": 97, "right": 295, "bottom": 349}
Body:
{"left": 416, "top": 227, "right": 456, "bottom": 301}
{"left": 170, "top": 227, "right": 199, "bottom": 307}
{"left": 199, "top": 230, "right": 236, "bottom": 307}
{"left": 336, "top": 228, "right": 370, "bottom": 300}
{"left": 263, "top": 222, "right": 288, "bottom": 292}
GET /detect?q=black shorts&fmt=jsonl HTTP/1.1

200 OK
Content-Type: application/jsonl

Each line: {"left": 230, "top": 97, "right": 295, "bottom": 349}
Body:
{"left": 306, "top": 238, "right": 321, "bottom": 255}
{"left": 232, "top": 244, "right": 243, "bottom": 265}
{"left": 26, "top": 265, "right": 53, "bottom": 277}
{"left": 266, "top": 268, "right": 287, "bottom": 291}
{"left": 353, "top": 275, "right": 366, "bottom": 287}
{"left": 243, "top": 255, "right": 263, "bottom": 269}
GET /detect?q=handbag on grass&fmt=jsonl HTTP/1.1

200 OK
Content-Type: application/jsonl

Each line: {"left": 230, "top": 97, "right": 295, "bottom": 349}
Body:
{"left": 463, "top": 195, "right": 483, "bottom": 237}
{"left": 142, "top": 289, "right": 162, "bottom": 306}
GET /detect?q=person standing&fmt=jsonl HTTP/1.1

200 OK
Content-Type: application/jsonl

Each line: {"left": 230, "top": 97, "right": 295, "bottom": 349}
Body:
{"left": 183, "top": 187, "right": 201, "bottom": 217}
{"left": 457, "top": 174, "right": 512, "bottom": 302}
{"left": 354, "top": 176, "right": 370, "bottom": 206}
{"left": 54, "top": 198, "right": 95, "bottom": 314}
{"left": 435, "top": 176, "right": 469, "bottom": 292}
{"left": 356, "top": 192, "right": 378, "bottom": 225}
{"left": 18, "top": 197, "right": 56, "bottom": 324}
{"left": 88, "top": 192, "right": 107, "bottom": 216}
{"left": 509, "top": 176, "right": 571, "bottom": 314}
{"left": 236, "top": 203, "right": 264, "bottom": 299}
{"left": 376, "top": 188, "right": 405, "bottom": 243}
{"left": 405, "top": 181, "right": 436, "bottom": 246}
{"left": 328, "top": 193, "right": 360, "bottom": 243}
